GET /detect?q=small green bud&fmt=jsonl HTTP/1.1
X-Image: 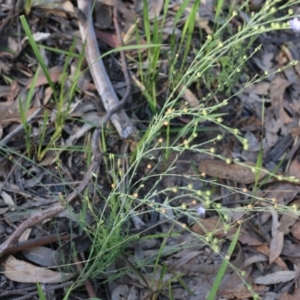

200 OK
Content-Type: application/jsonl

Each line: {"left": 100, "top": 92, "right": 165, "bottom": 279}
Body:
{"left": 207, "top": 232, "right": 213, "bottom": 239}
{"left": 212, "top": 237, "right": 218, "bottom": 245}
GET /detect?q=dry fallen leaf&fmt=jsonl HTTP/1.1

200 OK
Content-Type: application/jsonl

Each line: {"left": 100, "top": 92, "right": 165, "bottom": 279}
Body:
{"left": 253, "top": 51, "right": 274, "bottom": 72}
{"left": 26, "top": 66, "right": 63, "bottom": 89}
{"left": 147, "top": 0, "right": 164, "bottom": 20}
{"left": 220, "top": 256, "right": 250, "bottom": 292}
{"left": 254, "top": 270, "right": 297, "bottom": 285}
{"left": 269, "top": 230, "right": 284, "bottom": 265}
{"left": 184, "top": 275, "right": 213, "bottom": 299}
{"left": 253, "top": 244, "right": 288, "bottom": 270}
{"left": 261, "top": 183, "right": 300, "bottom": 224}
{"left": 178, "top": 85, "right": 199, "bottom": 108}
{"left": 282, "top": 241, "right": 300, "bottom": 257}
{"left": 95, "top": 2, "right": 112, "bottom": 29}
{"left": 245, "top": 81, "right": 270, "bottom": 95}
{"left": 279, "top": 212, "right": 298, "bottom": 234}
{"left": 199, "top": 160, "right": 268, "bottom": 184}
{"left": 264, "top": 116, "right": 283, "bottom": 149}
{"left": 269, "top": 76, "right": 293, "bottom": 129}
{"left": 197, "top": 0, "right": 213, "bottom": 34}
{"left": 0, "top": 82, "right": 19, "bottom": 102}
{"left": 288, "top": 157, "right": 300, "bottom": 182}
{"left": 222, "top": 283, "right": 267, "bottom": 299}
{"left": 23, "top": 246, "right": 63, "bottom": 268}
{"left": 96, "top": 30, "right": 120, "bottom": 48}
{"left": 32, "top": 0, "right": 75, "bottom": 14}
{"left": 1, "top": 191, "right": 15, "bottom": 209}
{"left": 2, "top": 255, "right": 75, "bottom": 283}
{"left": 244, "top": 254, "right": 268, "bottom": 268}
{"left": 269, "top": 209, "right": 284, "bottom": 264}
{"left": 291, "top": 221, "right": 300, "bottom": 240}
{"left": 279, "top": 288, "right": 300, "bottom": 300}
{"left": 238, "top": 231, "right": 263, "bottom": 246}
{"left": 19, "top": 228, "right": 32, "bottom": 242}
{"left": 191, "top": 217, "right": 237, "bottom": 237}
{"left": 0, "top": 106, "right": 40, "bottom": 127}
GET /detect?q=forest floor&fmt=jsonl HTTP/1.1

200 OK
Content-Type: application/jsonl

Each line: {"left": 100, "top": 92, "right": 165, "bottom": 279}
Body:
{"left": 1, "top": 0, "right": 300, "bottom": 299}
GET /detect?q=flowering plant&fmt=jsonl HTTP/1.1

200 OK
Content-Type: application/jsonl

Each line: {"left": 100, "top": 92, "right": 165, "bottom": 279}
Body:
{"left": 290, "top": 18, "right": 300, "bottom": 32}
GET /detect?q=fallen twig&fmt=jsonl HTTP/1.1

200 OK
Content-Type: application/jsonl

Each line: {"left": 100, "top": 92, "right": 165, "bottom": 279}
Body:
{"left": 77, "top": 0, "right": 138, "bottom": 139}
{"left": 73, "top": 253, "right": 97, "bottom": 298}
{"left": 0, "top": 148, "right": 102, "bottom": 257}
{"left": 0, "top": 107, "right": 42, "bottom": 146}
{"left": 100, "top": 5, "right": 131, "bottom": 126}
{"left": 1, "top": 233, "right": 70, "bottom": 256}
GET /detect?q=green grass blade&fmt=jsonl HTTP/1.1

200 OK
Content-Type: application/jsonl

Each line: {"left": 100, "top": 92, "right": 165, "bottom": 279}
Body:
{"left": 215, "top": 0, "right": 225, "bottom": 28}
{"left": 36, "top": 282, "right": 47, "bottom": 300}
{"left": 37, "top": 110, "right": 49, "bottom": 159}
{"left": 19, "top": 65, "right": 40, "bottom": 157}
{"left": 179, "top": 0, "right": 200, "bottom": 73}
{"left": 20, "top": 16, "right": 57, "bottom": 102}
{"left": 207, "top": 225, "right": 241, "bottom": 300}
{"left": 143, "top": 0, "right": 151, "bottom": 44}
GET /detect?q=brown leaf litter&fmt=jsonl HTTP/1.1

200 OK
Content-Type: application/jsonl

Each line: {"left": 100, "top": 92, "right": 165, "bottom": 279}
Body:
{"left": 1, "top": 0, "right": 300, "bottom": 299}
{"left": 199, "top": 159, "right": 268, "bottom": 184}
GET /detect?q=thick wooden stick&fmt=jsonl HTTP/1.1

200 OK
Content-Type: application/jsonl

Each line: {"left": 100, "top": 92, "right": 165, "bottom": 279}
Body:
{"left": 77, "top": 0, "right": 138, "bottom": 139}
